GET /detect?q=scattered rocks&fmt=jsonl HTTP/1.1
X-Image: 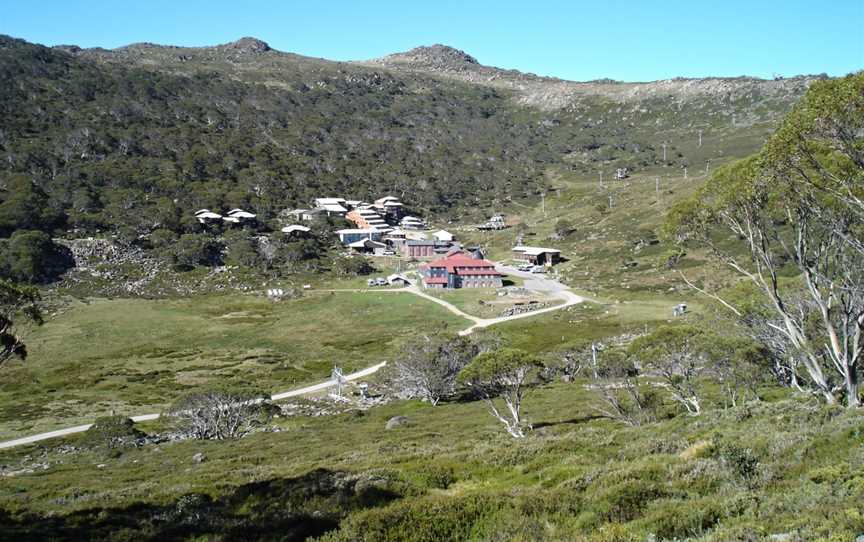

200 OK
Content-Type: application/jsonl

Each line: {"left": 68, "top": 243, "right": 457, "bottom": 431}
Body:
{"left": 497, "top": 286, "right": 530, "bottom": 297}
{"left": 56, "top": 237, "right": 163, "bottom": 296}
{"left": 385, "top": 416, "right": 409, "bottom": 430}
{"left": 192, "top": 452, "right": 206, "bottom": 464}
{"left": 278, "top": 394, "right": 391, "bottom": 419}
{"left": 500, "top": 302, "right": 548, "bottom": 317}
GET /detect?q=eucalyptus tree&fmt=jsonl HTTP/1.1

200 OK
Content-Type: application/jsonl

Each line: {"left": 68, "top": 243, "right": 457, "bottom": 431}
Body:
{"left": 0, "top": 279, "right": 42, "bottom": 366}
{"left": 390, "top": 333, "right": 492, "bottom": 406}
{"left": 458, "top": 348, "right": 543, "bottom": 438}
{"left": 666, "top": 73, "right": 864, "bottom": 407}
{"left": 628, "top": 326, "right": 709, "bottom": 415}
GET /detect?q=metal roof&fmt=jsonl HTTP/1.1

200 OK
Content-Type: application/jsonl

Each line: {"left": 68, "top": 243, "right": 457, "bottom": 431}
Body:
{"left": 512, "top": 245, "right": 561, "bottom": 255}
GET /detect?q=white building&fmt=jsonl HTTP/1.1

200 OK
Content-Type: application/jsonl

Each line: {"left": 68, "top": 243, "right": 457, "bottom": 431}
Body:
{"left": 433, "top": 230, "right": 455, "bottom": 242}
{"left": 336, "top": 228, "right": 383, "bottom": 245}
{"left": 195, "top": 209, "right": 223, "bottom": 224}
{"left": 226, "top": 208, "right": 257, "bottom": 219}
{"left": 400, "top": 216, "right": 427, "bottom": 230}
{"left": 314, "top": 198, "right": 349, "bottom": 215}
{"left": 281, "top": 224, "right": 311, "bottom": 236}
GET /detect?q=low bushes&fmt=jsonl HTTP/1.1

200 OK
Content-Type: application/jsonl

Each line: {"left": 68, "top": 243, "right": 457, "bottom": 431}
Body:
{"left": 79, "top": 416, "right": 144, "bottom": 449}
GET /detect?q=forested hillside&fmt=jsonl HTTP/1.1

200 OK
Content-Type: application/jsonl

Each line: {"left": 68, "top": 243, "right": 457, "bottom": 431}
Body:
{"left": 0, "top": 35, "right": 553, "bottom": 238}
{"left": 0, "top": 35, "right": 820, "bottom": 289}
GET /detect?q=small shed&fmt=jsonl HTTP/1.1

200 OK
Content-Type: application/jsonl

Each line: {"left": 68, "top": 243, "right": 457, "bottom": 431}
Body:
{"left": 282, "top": 208, "right": 321, "bottom": 222}
{"left": 347, "top": 239, "right": 387, "bottom": 255}
{"left": 281, "top": 224, "right": 311, "bottom": 237}
{"left": 387, "top": 274, "right": 412, "bottom": 286}
{"left": 512, "top": 246, "right": 562, "bottom": 267}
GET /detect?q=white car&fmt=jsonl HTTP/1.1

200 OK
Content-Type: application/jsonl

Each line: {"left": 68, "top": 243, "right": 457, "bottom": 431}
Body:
{"left": 530, "top": 266, "right": 547, "bottom": 273}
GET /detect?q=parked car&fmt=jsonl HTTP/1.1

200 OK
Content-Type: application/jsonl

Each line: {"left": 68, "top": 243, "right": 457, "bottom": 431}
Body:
{"left": 517, "top": 264, "right": 533, "bottom": 272}
{"left": 367, "top": 279, "right": 376, "bottom": 287}
{"left": 530, "top": 266, "right": 547, "bottom": 273}
{"left": 375, "top": 277, "right": 388, "bottom": 286}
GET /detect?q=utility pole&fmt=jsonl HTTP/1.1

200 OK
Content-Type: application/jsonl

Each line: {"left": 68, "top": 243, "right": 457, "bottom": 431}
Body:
{"left": 599, "top": 170, "right": 604, "bottom": 188}
{"left": 590, "top": 343, "right": 600, "bottom": 380}
{"left": 662, "top": 142, "right": 667, "bottom": 162}
{"left": 331, "top": 366, "right": 345, "bottom": 399}
{"left": 698, "top": 129, "right": 703, "bottom": 148}
{"left": 705, "top": 159, "right": 711, "bottom": 175}
{"left": 655, "top": 177, "right": 660, "bottom": 203}
{"left": 608, "top": 193, "right": 614, "bottom": 209}
{"left": 541, "top": 191, "right": 546, "bottom": 218}
{"left": 684, "top": 166, "right": 688, "bottom": 179}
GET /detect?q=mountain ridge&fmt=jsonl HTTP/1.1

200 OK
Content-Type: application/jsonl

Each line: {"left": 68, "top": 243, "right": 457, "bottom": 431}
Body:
{"left": 37, "top": 34, "right": 823, "bottom": 110}
{"left": 47, "top": 36, "right": 823, "bottom": 86}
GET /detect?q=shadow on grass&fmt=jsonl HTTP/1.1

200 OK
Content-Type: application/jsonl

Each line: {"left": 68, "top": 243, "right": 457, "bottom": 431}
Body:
{"left": 532, "top": 414, "right": 603, "bottom": 430}
{"left": 0, "top": 468, "right": 401, "bottom": 541}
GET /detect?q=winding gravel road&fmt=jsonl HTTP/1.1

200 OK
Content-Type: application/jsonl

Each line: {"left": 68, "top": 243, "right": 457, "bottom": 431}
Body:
{"left": 0, "top": 268, "right": 585, "bottom": 450}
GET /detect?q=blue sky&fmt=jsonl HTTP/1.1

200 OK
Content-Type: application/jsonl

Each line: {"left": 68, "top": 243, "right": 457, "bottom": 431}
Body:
{"left": 2, "top": 1, "right": 862, "bottom": 81}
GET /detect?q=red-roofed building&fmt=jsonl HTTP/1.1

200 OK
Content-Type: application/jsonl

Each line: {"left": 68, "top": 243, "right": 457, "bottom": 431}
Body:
{"left": 421, "top": 251, "right": 502, "bottom": 289}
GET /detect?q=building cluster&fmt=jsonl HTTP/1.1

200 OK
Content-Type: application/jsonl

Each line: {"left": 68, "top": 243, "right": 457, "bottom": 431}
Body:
{"left": 334, "top": 226, "right": 465, "bottom": 259}
{"left": 192, "top": 199, "right": 565, "bottom": 291}
{"left": 272, "top": 194, "right": 428, "bottom": 244}
{"left": 283, "top": 194, "right": 445, "bottom": 255}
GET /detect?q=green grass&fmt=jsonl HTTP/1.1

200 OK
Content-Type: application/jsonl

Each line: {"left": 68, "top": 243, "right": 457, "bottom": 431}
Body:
{"left": 0, "top": 380, "right": 861, "bottom": 541}
{"left": 460, "top": 157, "right": 753, "bottom": 304}
{"left": 0, "top": 291, "right": 469, "bottom": 441}
{"left": 423, "top": 286, "right": 561, "bottom": 319}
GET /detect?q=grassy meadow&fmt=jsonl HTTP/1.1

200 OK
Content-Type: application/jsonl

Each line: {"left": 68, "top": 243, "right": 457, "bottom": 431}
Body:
{"left": 0, "top": 291, "right": 469, "bottom": 440}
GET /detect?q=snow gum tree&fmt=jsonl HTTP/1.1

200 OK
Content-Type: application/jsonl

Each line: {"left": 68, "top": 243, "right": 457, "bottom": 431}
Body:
{"left": 458, "top": 348, "right": 542, "bottom": 438}
{"left": 665, "top": 73, "right": 864, "bottom": 407}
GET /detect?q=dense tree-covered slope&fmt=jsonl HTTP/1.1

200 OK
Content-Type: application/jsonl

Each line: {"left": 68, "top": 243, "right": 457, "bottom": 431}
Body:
{"left": 0, "top": 36, "right": 559, "bottom": 238}
{"left": 1, "top": 35, "right": 818, "bottom": 237}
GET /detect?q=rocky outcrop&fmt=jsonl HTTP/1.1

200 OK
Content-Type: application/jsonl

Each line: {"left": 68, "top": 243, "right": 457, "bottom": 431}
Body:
{"left": 55, "top": 238, "right": 163, "bottom": 296}
{"left": 385, "top": 415, "right": 409, "bottom": 430}
{"left": 370, "top": 44, "right": 479, "bottom": 71}
{"left": 218, "top": 37, "right": 271, "bottom": 54}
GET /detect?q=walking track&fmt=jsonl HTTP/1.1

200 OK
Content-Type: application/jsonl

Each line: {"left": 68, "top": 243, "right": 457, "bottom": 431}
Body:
{"left": 0, "top": 267, "right": 586, "bottom": 450}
